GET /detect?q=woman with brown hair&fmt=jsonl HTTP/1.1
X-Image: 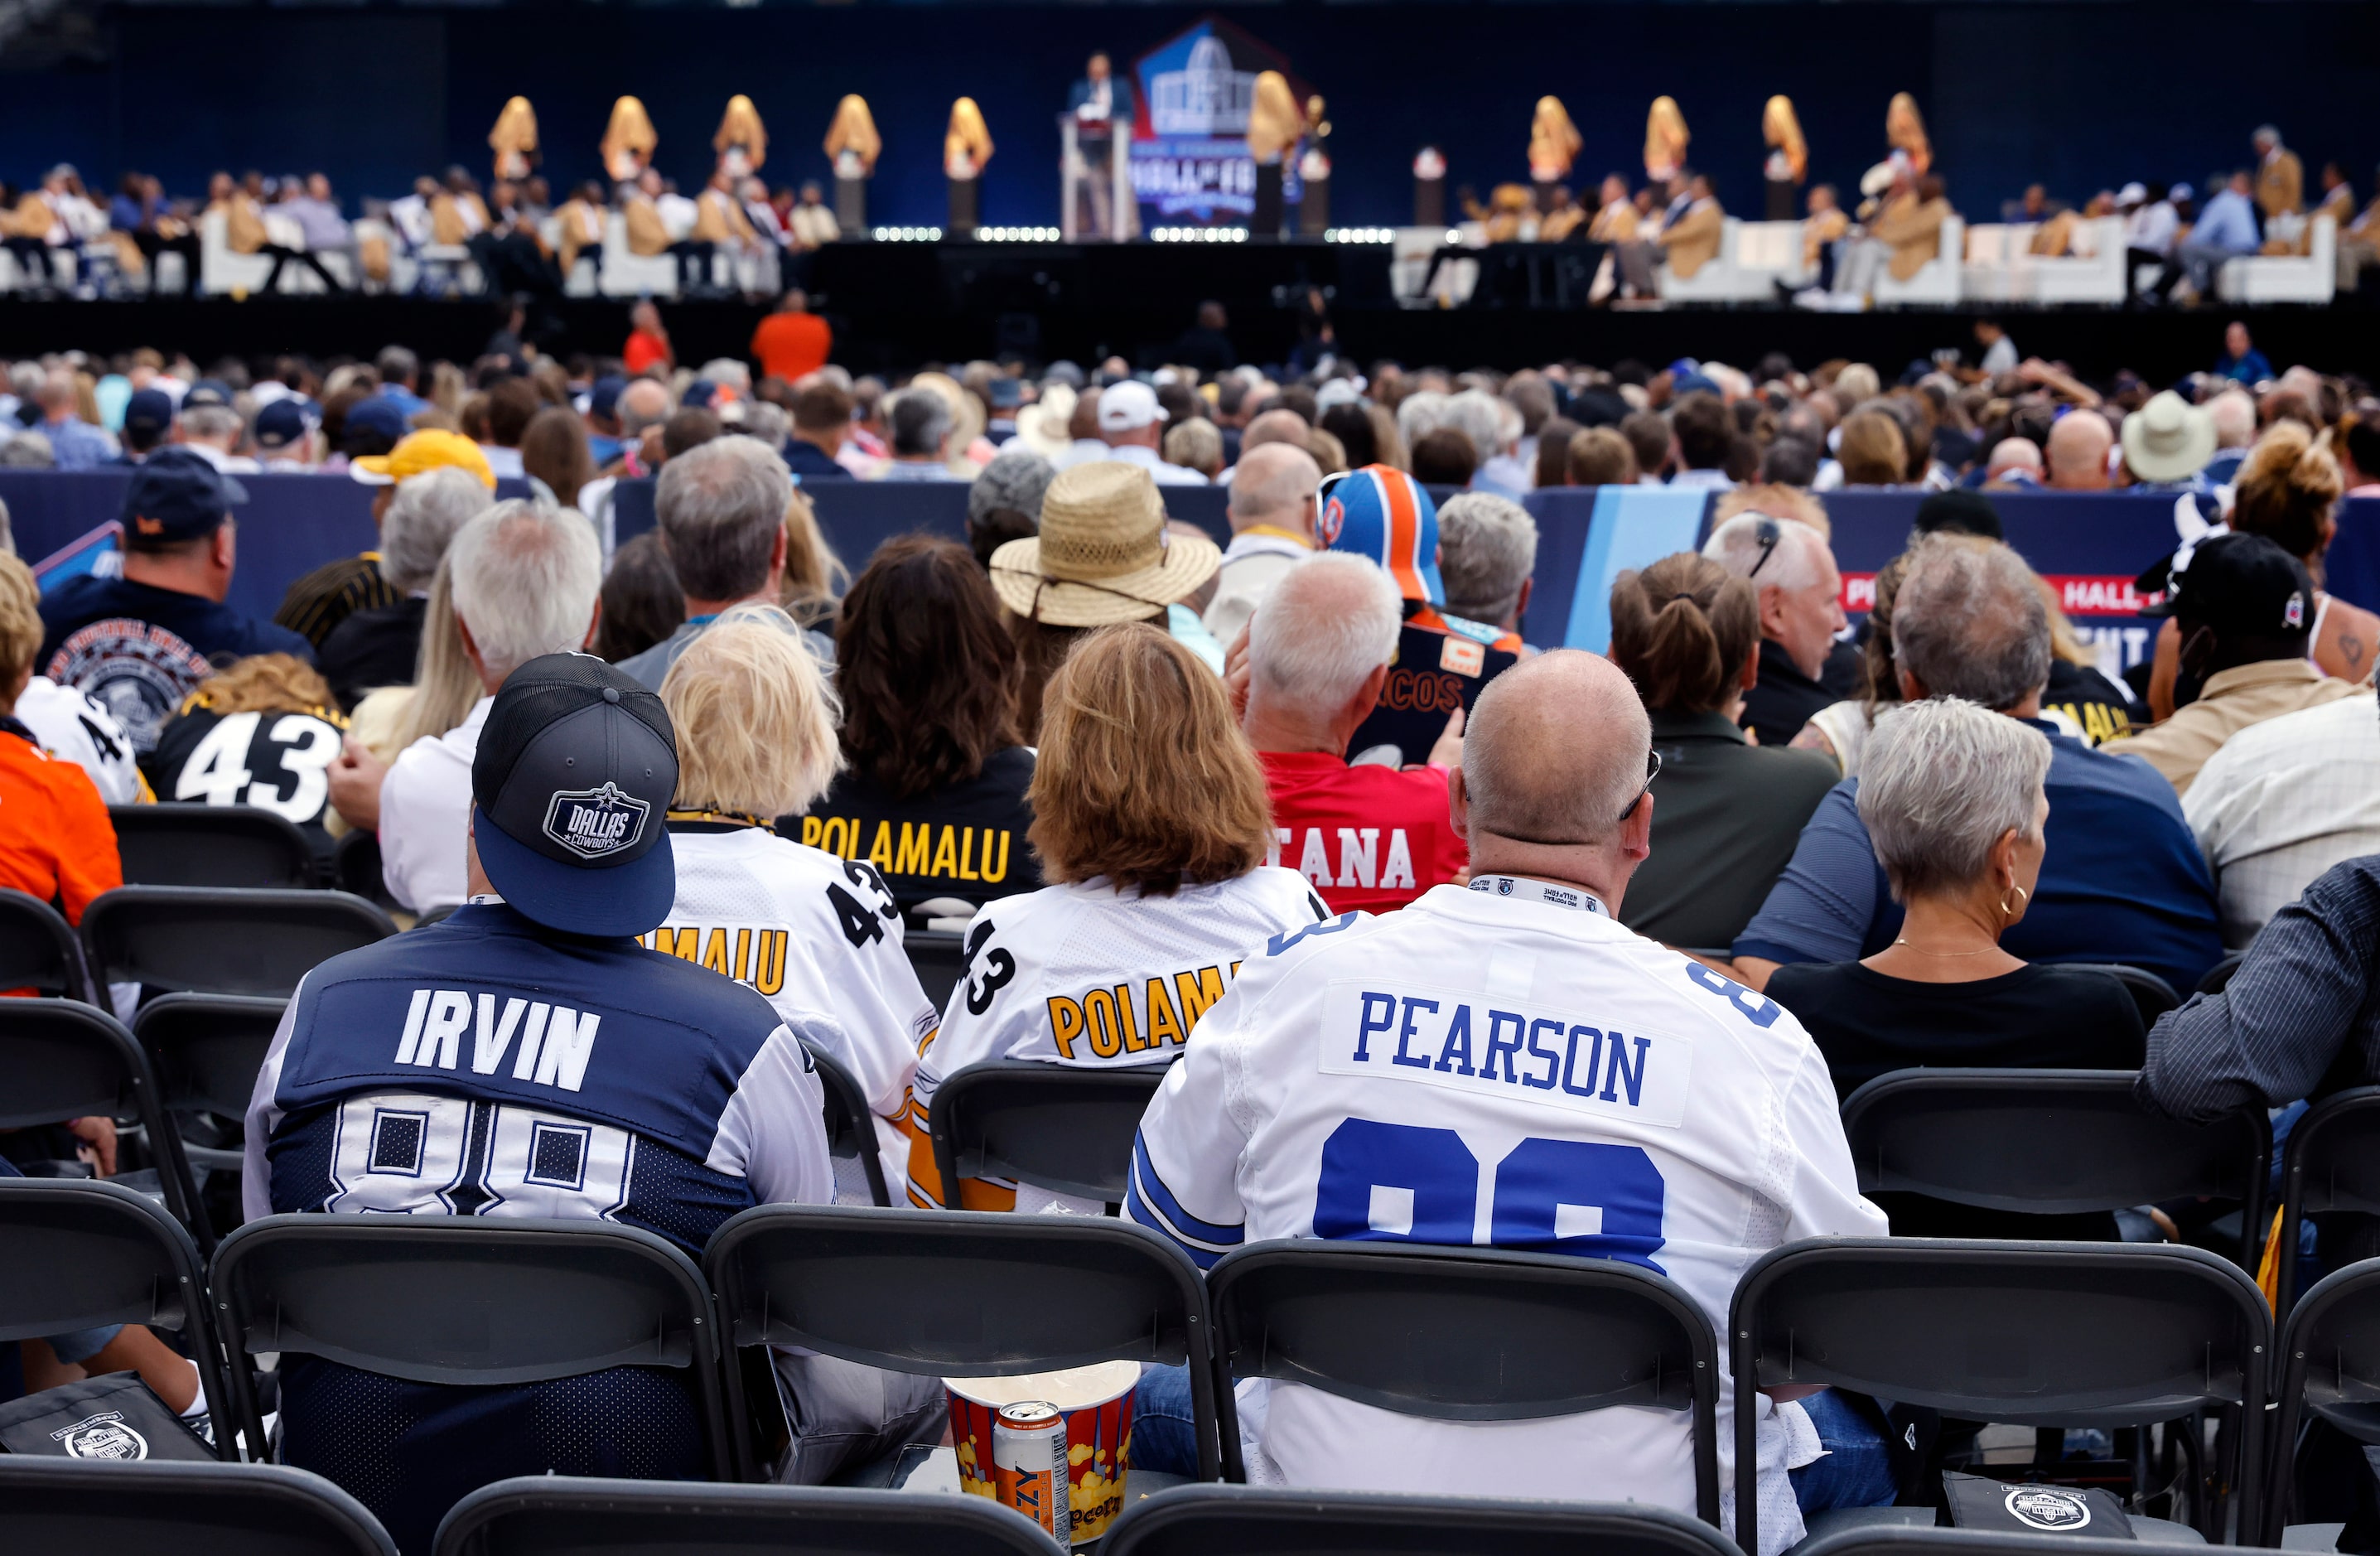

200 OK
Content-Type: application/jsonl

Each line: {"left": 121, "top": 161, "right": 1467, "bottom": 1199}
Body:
{"left": 519, "top": 405, "right": 596, "bottom": 510}
{"left": 1606, "top": 552, "right": 1840, "bottom": 952}
{"left": 1834, "top": 409, "right": 1909, "bottom": 486}
{"left": 778, "top": 485, "right": 847, "bottom": 632}
{"left": 790, "top": 535, "right": 1043, "bottom": 920}
{"left": 902, "top": 621, "right": 1325, "bottom": 1214}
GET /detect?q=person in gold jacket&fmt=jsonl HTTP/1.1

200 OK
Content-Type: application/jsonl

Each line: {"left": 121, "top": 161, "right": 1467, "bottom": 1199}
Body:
{"left": 553, "top": 181, "right": 607, "bottom": 286}
{"left": 1833, "top": 169, "right": 1952, "bottom": 298}
{"left": 1659, "top": 172, "right": 1726, "bottom": 278}
{"left": 693, "top": 170, "right": 761, "bottom": 292}
{"left": 1587, "top": 173, "right": 1639, "bottom": 243}
{"left": 621, "top": 167, "right": 671, "bottom": 258}
{"left": 428, "top": 168, "right": 490, "bottom": 246}
{"left": 1801, "top": 183, "right": 1847, "bottom": 285}
{"left": 206, "top": 172, "right": 269, "bottom": 254}
{"left": 2252, "top": 125, "right": 2302, "bottom": 221}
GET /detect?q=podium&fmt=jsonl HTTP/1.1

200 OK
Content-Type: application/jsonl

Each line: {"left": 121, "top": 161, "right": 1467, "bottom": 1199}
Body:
{"left": 1060, "top": 114, "right": 1136, "bottom": 242}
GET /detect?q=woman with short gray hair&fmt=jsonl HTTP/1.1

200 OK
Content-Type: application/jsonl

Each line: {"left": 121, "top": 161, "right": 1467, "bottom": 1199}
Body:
{"left": 1765, "top": 698, "right": 2145, "bottom": 1143}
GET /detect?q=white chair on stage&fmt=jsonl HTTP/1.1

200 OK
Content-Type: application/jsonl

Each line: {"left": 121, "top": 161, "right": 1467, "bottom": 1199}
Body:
{"left": 198, "top": 209, "right": 276, "bottom": 297}
{"left": 1872, "top": 215, "right": 1964, "bottom": 307}
{"left": 2024, "top": 215, "right": 2127, "bottom": 306}
{"left": 1960, "top": 224, "right": 2018, "bottom": 302}
{"left": 1659, "top": 219, "right": 1804, "bottom": 304}
{"left": 599, "top": 212, "right": 678, "bottom": 298}
{"left": 2220, "top": 214, "right": 2336, "bottom": 304}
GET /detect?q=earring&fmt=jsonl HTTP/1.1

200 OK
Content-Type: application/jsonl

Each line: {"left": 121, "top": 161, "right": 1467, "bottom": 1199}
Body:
{"left": 1999, "top": 883, "right": 2030, "bottom": 919}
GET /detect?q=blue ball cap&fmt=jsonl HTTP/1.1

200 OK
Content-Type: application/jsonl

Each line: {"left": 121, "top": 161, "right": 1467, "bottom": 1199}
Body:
{"left": 587, "top": 375, "right": 628, "bottom": 418}
{"left": 253, "top": 399, "right": 313, "bottom": 451}
{"left": 343, "top": 396, "right": 409, "bottom": 445}
{"left": 122, "top": 388, "right": 175, "bottom": 436}
{"left": 1317, "top": 464, "right": 1444, "bottom": 606}
{"left": 121, "top": 447, "right": 244, "bottom": 543}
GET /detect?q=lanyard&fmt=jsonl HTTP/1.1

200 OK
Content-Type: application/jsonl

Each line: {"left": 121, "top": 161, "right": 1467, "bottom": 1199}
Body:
{"left": 1467, "top": 874, "right": 1609, "bottom": 917}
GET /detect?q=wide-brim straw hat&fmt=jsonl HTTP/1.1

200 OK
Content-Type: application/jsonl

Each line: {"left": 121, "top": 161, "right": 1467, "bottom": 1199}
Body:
{"left": 991, "top": 461, "right": 1219, "bottom": 627}
{"left": 1011, "top": 383, "right": 1077, "bottom": 462}
{"left": 2122, "top": 390, "right": 2217, "bottom": 485}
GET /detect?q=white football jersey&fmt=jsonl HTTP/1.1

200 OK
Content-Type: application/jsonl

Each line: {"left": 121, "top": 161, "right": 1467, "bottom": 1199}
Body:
{"left": 1127, "top": 877, "right": 1887, "bottom": 1554}
{"left": 909, "top": 866, "right": 1328, "bottom": 1212}
{"left": 16, "top": 675, "right": 143, "bottom": 805}
{"left": 647, "top": 825, "right": 939, "bottom": 1204}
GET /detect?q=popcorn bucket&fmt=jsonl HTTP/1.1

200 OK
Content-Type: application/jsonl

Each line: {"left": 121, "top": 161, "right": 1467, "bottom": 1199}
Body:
{"left": 946, "top": 1361, "right": 1139, "bottom": 1545}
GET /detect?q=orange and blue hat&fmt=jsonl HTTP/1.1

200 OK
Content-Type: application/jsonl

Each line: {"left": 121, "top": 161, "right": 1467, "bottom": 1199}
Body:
{"left": 1318, "top": 464, "right": 1443, "bottom": 606}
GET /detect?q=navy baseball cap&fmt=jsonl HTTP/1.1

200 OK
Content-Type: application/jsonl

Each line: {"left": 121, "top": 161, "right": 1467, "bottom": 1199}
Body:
{"left": 471, "top": 653, "right": 678, "bottom": 938}
{"left": 2145, "top": 530, "right": 2314, "bottom": 635}
{"left": 587, "top": 375, "right": 627, "bottom": 418}
{"left": 342, "top": 395, "right": 409, "bottom": 447}
{"left": 182, "top": 379, "right": 234, "bottom": 410}
{"left": 123, "top": 388, "right": 175, "bottom": 437}
{"left": 253, "top": 399, "right": 312, "bottom": 452}
{"left": 121, "top": 447, "right": 245, "bottom": 542}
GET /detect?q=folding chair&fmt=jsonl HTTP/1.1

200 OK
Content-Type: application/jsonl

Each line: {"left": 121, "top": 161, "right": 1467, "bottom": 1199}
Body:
{"left": 1103, "top": 1484, "right": 1741, "bottom": 1556}
{"left": 906, "top": 929, "right": 966, "bottom": 1012}
{"left": 2266, "top": 1258, "right": 2380, "bottom": 1546}
{"left": 331, "top": 829, "right": 399, "bottom": 911}
{"left": 929, "top": 1059, "right": 1171, "bottom": 1208}
{"left": 801, "top": 1037, "right": 891, "bottom": 1207}
{"left": 703, "top": 1203, "right": 1217, "bottom": 1483}
{"left": 0, "top": 1179, "right": 250, "bottom": 1460}
{"left": 2064, "top": 962, "right": 2183, "bottom": 1027}
{"left": 1839, "top": 1069, "right": 2269, "bottom": 1263}
{"left": 0, "top": 886, "right": 99, "bottom": 1003}
{"left": 133, "top": 993, "right": 285, "bottom": 1181}
{"left": 2194, "top": 950, "right": 2247, "bottom": 999}
{"left": 83, "top": 887, "right": 396, "bottom": 998}
{"left": 435, "top": 1476, "right": 1063, "bottom": 1556}
{"left": 1795, "top": 1527, "right": 2153, "bottom": 1556}
{"left": 2274, "top": 1087, "right": 2380, "bottom": 1318}
{"left": 1730, "top": 1238, "right": 2271, "bottom": 1553}
{"left": 0, "top": 998, "right": 212, "bottom": 1249}
{"left": 109, "top": 805, "right": 319, "bottom": 890}
{"left": 1204, "top": 1240, "right": 1721, "bottom": 1521}
{"left": 0, "top": 1457, "right": 395, "bottom": 1555}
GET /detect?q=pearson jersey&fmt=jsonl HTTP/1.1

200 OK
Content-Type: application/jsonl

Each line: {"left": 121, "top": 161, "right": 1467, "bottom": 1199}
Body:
{"left": 649, "top": 823, "right": 939, "bottom": 1204}
{"left": 1126, "top": 877, "right": 1887, "bottom": 1554}
{"left": 14, "top": 675, "right": 144, "bottom": 805}
{"left": 908, "top": 867, "right": 1327, "bottom": 1213}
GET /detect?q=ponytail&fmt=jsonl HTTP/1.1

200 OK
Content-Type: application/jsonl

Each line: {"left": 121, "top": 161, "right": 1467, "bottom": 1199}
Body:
{"left": 1609, "top": 553, "right": 1760, "bottom": 713}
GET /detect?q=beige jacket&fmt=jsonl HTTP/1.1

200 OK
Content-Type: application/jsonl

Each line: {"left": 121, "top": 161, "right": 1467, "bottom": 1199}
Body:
{"left": 1662, "top": 200, "right": 1724, "bottom": 278}
{"left": 1871, "top": 193, "right": 1951, "bottom": 280}
{"left": 2103, "top": 658, "right": 2361, "bottom": 797}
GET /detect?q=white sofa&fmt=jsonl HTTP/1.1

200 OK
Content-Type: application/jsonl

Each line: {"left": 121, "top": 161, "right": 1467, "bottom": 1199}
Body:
{"left": 1658, "top": 218, "right": 1808, "bottom": 304}
{"left": 1872, "top": 215, "right": 1964, "bottom": 307}
{"left": 599, "top": 211, "right": 678, "bottom": 298}
{"left": 1965, "top": 216, "right": 2126, "bottom": 305}
{"left": 2220, "top": 214, "right": 2335, "bottom": 304}
{"left": 198, "top": 209, "right": 276, "bottom": 296}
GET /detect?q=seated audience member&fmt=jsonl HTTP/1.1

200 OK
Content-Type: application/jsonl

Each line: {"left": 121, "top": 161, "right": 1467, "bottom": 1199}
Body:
{"left": 144, "top": 655, "right": 346, "bottom": 858}
{"left": 1163, "top": 418, "right": 1224, "bottom": 481}
{"left": 1409, "top": 426, "right": 1480, "bottom": 486}
{"left": 1099, "top": 381, "right": 1206, "bottom": 486}
{"left": 905, "top": 623, "right": 1326, "bottom": 1212}
{"left": 1667, "top": 391, "right": 1736, "bottom": 490}
{"left": 519, "top": 406, "right": 596, "bottom": 511}
{"left": 2103, "top": 534, "right": 2354, "bottom": 795}
{"left": 1734, "top": 534, "right": 2222, "bottom": 998}
{"left": 785, "top": 381, "right": 855, "bottom": 481}
{"left": 794, "top": 536, "right": 1045, "bottom": 919}
{"left": 656, "top": 611, "right": 939, "bottom": 1206}
{"left": 1436, "top": 492, "right": 1539, "bottom": 642}
{"left": 245, "top": 656, "right": 927, "bottom": 1549}
{"left": 1204, "top": 442, "right": 1320, "bottom": 643}
{"left": 1608, "top": 553, "right": 1838, "bottom": 951}
{"left": 327, "top": 500, "right": 601, "bottom": 915}
{"left": 1324, "top": 465, "right": 1520, "bottom": 655}
{"left": 775, "top": 487, "right": 844, "bottom": 634}
{"left": 1530, "top": 414, "right": 1579, "bottom": 490}
{"left": 1831, "top": 411, "right": 1907, "bottom": 488}
{"left": 1567, "top": 425, "right": 1639, "bottom": 486}
{"left": 5, "top": 540, "right": 140, "bottom": 805}
{"left": 1980, "top": 438, "right": 2043, "bottom": 488}
{"left": 1793, "top": 550, "right": 1914, "bottom": 777}
{"left": 340, "top": 557, "right": 477, "bottom": 768}
{"left": 1127, "top": 650, "right": 1889, "bottom": 1541}
{"left": 38, "top": 449, "right": 313, "bottom": 756}
{"left": 592, "top": 533, "right": 685, "bottom": 664}
{"left": 279, "top": 430, "right": 495, "bottom": 648}
{"left": 0, "top": 552, "right": 120, "bottom": 925}
{"left": 876, "top": 390, "right": 962, "bottom": 481}
{"left": 1701, "top": 508, "right": 1847, "bottom": 747}
{"left": 964, "top": 447, "right": 1054, "bottom": 571}
{"left": 2185, "top": 680, "right": 2380, "bottom": 947}
{"left": 1244, "top": 554, "right": 1467, "bottom": 914}
{"left": 313, "top": 466, "right": 487, "bottom": 710}
{"left": 2044, "top": 409, "right": 2114, "bottom": 491}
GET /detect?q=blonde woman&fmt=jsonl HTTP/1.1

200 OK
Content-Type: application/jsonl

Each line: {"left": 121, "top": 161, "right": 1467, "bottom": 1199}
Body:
{"left": 655, "top": 606, "right": 938, "bottom": 1206}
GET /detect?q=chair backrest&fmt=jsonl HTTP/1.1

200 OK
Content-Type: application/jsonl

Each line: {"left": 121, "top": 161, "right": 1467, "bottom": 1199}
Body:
{"left": 0, "top": 1457, "right": 395, "bottom": 1556}
{"left": 109, "top": 805, "right": 319, "bottom": 890}
{"left": 210, "top": 1215, "right": 731, "bottom": 1479}
{"left": 331, "top": 829, "right": 398, "bottom": 910}
{"left": 2275, "top": 1085, "right": 2380, "bottom": 1316}
{"left": 1729, "top": 1237, "right": 2269, "bottom": 1555}
{"left": 906, "top": 929, "right": 966, "bottom": 1012}
{"left": 703, "top": 1203, "right": 1217, "bottom": 1479}
{"left": 436, "top": 1476, "right": 1062, "bottom": 1556}
{"left": 1206, "top": 1240, "right": 1720, "bottom": 1520}
{"left": 133, "top": 993, "right": 287, "bottom": 1121}
{"left": 2060, "top": 961, "right": 2181, "bottom": 1025}
{"left": 1794, "top": 1527, "right": 2152, "bottom": 1556}
{"left": 799, "top": 1037, "right": 890, "bottom": 1207}
{"left": 2267, "top": 1258, "right": 2380, "bottom": 1542}
{"left": 1103, "top": 1485, "right": 1737, "bottom": 1556}
{"left": 0, "top": 887, "right": 97, "bottom": 1001}
{"left": 1839, "top": 1068, "right": 2267, "bottom": 1236}
{"left": 83, "top": 887, "right": 396, "bottom": 997}
{"left": 2195, "top": 948, "right": 2247, "bottom": 998}
{"left": 0, "top": 1179, "right": 248, "bottom": 1457}
{"left": 930, "top": 1059, "right": 1171, "bottom": 1205}
{"left": 0, "top": 997, "right": 210, "bottom": 1248}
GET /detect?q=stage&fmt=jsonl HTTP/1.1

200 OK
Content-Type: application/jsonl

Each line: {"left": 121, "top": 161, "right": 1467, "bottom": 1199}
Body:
{"left": 2, "top": 239, "right": 2372, "bottom": 382}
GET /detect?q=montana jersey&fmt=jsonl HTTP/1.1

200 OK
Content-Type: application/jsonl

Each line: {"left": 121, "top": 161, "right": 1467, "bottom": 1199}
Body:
{"left": 1126, "top": 878, "right": 1886, "bottom": 1554}
{"left": 143, "top": 702, "right": 347, "bottom": 854}
{"left": 908, "top": 867, "right": 1326, "bottom": 1213}
{"left": 241, "top": 900, "right": 829, "bottom": 1555}
{"left": 649, "top": 823, "right": 939, "bottom": 1204}
{"left": 14, "top": 675, "right": 145, "bottom": 804}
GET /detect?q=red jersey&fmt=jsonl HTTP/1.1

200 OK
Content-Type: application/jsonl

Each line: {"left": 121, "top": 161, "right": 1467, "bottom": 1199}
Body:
{"left": 0, "top": 718, "right": 120, "bottom": 925}
{"left": 1259, "top": 749, "right": 1469, "bottom": 915}
{"left": 623, "top": 329, "right": 673, "bottom": 377}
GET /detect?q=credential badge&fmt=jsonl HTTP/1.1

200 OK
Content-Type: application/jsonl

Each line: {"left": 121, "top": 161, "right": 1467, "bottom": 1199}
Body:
{"left": 52, "top": 1410, "right": 148, "bottom": 1460}
{"left": 2003, "top": 1486, "right": 2091, "bottom": 1532}
{"left": 543, "top": 781, "right": 651, "bottom": 860}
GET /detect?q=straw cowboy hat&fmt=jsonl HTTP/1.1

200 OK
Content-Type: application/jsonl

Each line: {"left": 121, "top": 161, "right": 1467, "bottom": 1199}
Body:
{"left": 991, "top": 461, "right": 1219, "bottom": 627}
{"left": 1011, "top": 383, "right": 1077, "bottom": 463}
{"left": 2122, "top": 391, "right": 2218, "bottom": 485}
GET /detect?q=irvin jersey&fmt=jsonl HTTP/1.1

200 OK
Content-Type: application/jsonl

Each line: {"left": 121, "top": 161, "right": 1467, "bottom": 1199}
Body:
{"left": 649, "top": 824, "right": 939, "bottom": 1203}
{"left": 1126, "top": 881, "right": 1885, "bottom": 1554}
{"left": 907, "top": 867, "right": 1327, "bottom": 1213}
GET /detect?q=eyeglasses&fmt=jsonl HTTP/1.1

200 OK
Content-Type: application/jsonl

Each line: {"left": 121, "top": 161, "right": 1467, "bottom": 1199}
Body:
{"left": 1619, "top": 748, "right": 1662, "bottom": 824}
{"left": 1744, "top": 516, "right": 1784, "bottom": 580}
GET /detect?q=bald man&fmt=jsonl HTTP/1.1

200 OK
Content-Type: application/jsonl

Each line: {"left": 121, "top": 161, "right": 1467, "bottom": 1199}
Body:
{"left": 2044, "top": 409, "right": 2114, "bottom": 491}
{"left": 1127, "top": 649, "right": 1891, "bottom": 1549}
{"left": 1983, "top": 437, "right": 2044, "bottom": 487}
{"left": 1206, "top": 442, "right": 1321, "bottom": 641}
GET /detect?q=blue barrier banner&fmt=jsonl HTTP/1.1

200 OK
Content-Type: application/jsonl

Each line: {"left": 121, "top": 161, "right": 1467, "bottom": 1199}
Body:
{"left": 2320, "top": 496, "right": 2380, "bottom": 617}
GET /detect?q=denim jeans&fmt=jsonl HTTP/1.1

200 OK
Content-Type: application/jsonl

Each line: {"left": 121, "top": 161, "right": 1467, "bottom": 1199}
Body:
{"left": 1790, "top": 1389, "right": 1900, "bottom": 1512}
{"left": 1132, "top": 1363, "right": 1201, "bottom": 1478}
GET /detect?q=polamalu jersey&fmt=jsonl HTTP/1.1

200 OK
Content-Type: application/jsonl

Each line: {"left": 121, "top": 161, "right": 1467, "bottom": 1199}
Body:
{"left": 143, "top": 699, "right": 347, "bottom": 853}
{"left": 907, "top": 867, "right": 1325, "bottom": 1213}
{"left": 15, "top": 675, "right": 145, "bottom": 805}
{"left": 1125, "top": 879, "right": 1887, "bottom": 1554}
{"left": 650, "top": 823, "right": 939, "bottom": 1204}
{"left": 241, "top": 901, "right": 829, "bottom": 1551}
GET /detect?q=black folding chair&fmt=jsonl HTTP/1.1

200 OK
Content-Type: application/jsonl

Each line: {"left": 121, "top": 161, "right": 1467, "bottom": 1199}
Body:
{"left": 929, "top": 1059, "right": 1171, "bottom": 1208}
{"left": 109, "top": 804, "right": 319, "bottom": 890}
{"left": 1840, "top": 1068, "right": 2269, "bottom": 1264}
{"left": 133, "top": 993, "right": 285, "bottom": 1184}
{"left": 2195, "top": 949, "right": 2248, "bottom": 999}
{"left": 435, "top": 1476, "right": 1064, "bottom": 1556}
{"left": 0, "top": 1457, "right": 395, "bottom": 1554}
{"left": 906, "top": 929, "right": 966, "bottom": 1013}
{"left": 1795, "top": 1527, "right": 2156, "bottom": 1556}
{"left": 800, "top": 1037, "right": 891, "bottom": 1208}
{"left": 0, "top": 886, "right": 99, "bottom": 1003}
{"left": 2063, "top": 962, "right": 2183, "bottom": 1027}
{"left": 0, "top": 1179, "right": 249, "bottom": 1460}
{"left": 83, "top": 886, "right": 395, "bottom": 998}
{"left": 1204, "top": 1240, "right": 1721, "bottom": 1521}
{"left": 1729, "top": 1238, "right": 2271, "bottom": 1554}
{"left": 703, "top": 1203, "right": 1217, "bottom": 1483}
{"left": 210, "top": 1215, "right": 731, "bottom": 1481}
{"left": 331, "top": 828, "right": 399, "bottom": 910}
{"left": 0, "top": 998, "right": 212, "bottom": 1250}
{"left": 1103, "top": 1485, "right": 1741, "bottom": 1556}
{"left": 2267, "top": 1257, "right": 2380, "bottom": 1545}
{"left": 2274, "top": 1086, "right": 2380, "bottom": 1318}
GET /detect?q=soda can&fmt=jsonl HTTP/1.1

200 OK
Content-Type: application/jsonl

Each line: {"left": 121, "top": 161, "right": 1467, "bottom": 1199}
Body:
{"left": 992, "top": 1399, "right": 1072, "bottom": 1544}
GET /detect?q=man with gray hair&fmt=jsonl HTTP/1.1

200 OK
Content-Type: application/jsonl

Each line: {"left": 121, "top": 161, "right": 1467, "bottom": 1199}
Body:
{"left": 966, "top": 447, "right": 1055, "bottom": 568}
{"left": 876, "top": 391, "right": 958, "bottom": 481}
{"left": 1731, "top": 534, "right": 2222, "bottom": 998}
{"left": 1204, "top": 442, "right": 1320, "bottom": 642}
{"left": 329, "top": 499, "right": 602, "bottom": 913}
{"left": 1436, "top": 492, "right": 1538, "bottom": 637}
{"left": 314, "top": 466, "right": 490, "bottom": 709}
{"left": 1242, "top": 552, "right": 1468, "bottom": 912}
{"left": 1702, "top": 510, "right": 1847, "bottom": 747}
{"left": 31, "top": 370, "right": 114, "bottom": 470}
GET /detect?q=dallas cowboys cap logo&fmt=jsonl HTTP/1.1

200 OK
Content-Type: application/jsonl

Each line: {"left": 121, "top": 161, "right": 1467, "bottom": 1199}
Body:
{"left": 543, "top": 781, "right": 651, "bottom": 861}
